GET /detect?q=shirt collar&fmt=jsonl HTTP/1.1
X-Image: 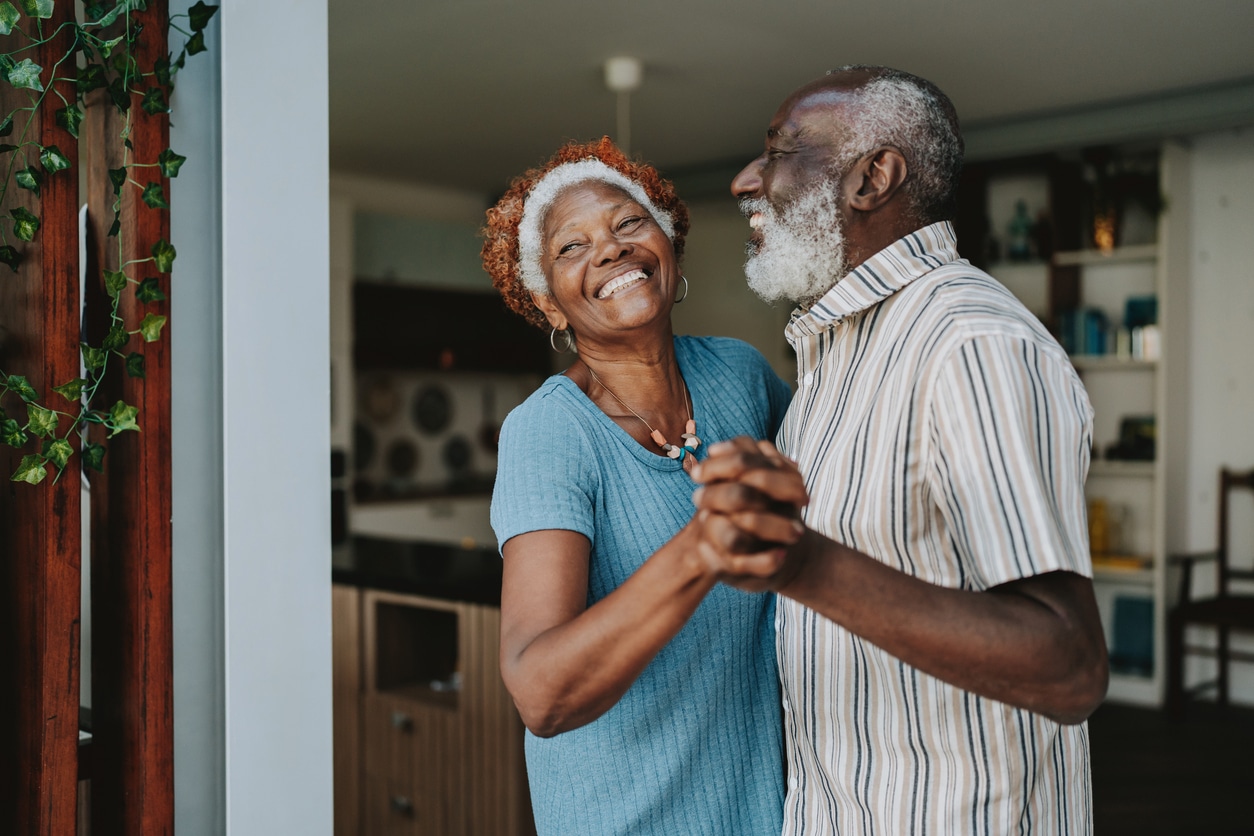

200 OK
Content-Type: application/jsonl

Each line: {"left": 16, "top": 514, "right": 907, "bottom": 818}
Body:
{"left": 786, "top": 220, "right": 960, "bottom": 339}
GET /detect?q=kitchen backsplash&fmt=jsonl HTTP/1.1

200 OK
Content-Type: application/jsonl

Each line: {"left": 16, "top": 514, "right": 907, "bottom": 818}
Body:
{"left": 352, "top": 370, "right": 543, "bottom": 498}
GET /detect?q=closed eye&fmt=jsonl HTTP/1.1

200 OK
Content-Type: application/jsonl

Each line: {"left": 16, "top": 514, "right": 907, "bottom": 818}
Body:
{"left": 617, "top": 216, "right": 645, "bottom": 231}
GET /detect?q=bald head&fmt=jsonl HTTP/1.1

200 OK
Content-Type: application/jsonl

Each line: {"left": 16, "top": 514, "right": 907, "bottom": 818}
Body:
{"left": 801, "top": 66, "right": 964, "bottom": 223}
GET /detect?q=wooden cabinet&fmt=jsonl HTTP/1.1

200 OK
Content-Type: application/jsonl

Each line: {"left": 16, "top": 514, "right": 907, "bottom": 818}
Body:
{"left": 333, "top": 583, "right": 533, "bottom": 835}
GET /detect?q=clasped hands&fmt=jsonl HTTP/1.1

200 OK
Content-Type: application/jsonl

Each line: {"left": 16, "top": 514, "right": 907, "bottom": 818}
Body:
{"left": 689, "top": 437, "right": 811, "bottom": 592}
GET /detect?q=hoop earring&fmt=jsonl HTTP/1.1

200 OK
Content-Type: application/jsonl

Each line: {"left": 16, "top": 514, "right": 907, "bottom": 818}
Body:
{"left": 675, "top": 275, "right": 689, "bottom": 304}
{"left": 550, "top": 326, "right": 574, "bottom": 353}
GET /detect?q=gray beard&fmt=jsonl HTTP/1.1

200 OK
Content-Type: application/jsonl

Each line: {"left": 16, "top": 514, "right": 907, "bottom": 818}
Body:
{"left": 741, "top": 183, "right": 848, "bottom": 308}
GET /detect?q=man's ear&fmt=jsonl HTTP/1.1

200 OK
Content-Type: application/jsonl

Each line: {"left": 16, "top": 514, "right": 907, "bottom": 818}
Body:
{"left": 530, "top": 291, "right": 567, "bottom": 331}
{"left": 846, "top": 148, "right": 909, "bottom": 213}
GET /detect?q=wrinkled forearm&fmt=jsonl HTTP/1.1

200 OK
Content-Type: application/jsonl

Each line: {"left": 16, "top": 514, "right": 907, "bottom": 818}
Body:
{"left": 778, "top": 529, "right": 1108, "bottom": 724}
{"left": 502, "top": 525, "right": 716, "bottom": 737}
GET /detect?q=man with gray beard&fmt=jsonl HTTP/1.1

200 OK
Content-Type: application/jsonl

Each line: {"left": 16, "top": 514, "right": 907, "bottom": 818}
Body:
{"left": 690, "top": 66, "right": 1107, "bottom": 834}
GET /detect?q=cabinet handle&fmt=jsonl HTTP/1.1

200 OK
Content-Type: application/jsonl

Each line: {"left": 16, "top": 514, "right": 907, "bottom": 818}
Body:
{"left": 390, "top": 711, "right": 413, "bottom": 731}
{"left": 390, "top": 795, "right": 415, "bottom": 817}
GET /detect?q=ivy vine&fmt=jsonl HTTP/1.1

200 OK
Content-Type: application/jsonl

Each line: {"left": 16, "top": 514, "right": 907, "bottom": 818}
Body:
{"left": 0, "top": 0, "right": 215, "bottom": 485}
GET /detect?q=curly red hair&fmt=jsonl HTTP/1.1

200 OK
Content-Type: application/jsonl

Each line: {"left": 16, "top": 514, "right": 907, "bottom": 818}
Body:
{"left": 480, "top": 136, "right": 690, "bottom": 330}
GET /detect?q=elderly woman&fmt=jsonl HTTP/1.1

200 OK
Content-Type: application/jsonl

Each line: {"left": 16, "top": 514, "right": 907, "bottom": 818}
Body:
{"left": 482, "top": 137, "right": 794, "bottom": 835}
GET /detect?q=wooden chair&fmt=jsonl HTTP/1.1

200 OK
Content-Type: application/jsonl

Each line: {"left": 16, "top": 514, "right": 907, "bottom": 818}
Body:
{"left": 1167, "top": 468, "right": 1254, "bottom": 720}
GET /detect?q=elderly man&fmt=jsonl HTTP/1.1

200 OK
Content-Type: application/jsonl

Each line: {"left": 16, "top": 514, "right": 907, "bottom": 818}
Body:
{"left": 692, "top": 66, "right": 1108, "bottom": 834}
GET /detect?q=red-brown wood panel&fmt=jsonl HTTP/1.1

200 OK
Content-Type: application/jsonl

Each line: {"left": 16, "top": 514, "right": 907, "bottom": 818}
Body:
{"left": 84, "top": 3, "right": 175, "bottom": 834}
{"left": 0, "top": 3, "right": 84, "bottom": 834}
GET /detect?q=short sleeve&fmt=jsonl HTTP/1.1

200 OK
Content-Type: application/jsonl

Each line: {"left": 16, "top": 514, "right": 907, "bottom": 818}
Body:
{"left": 926, "top": 334, "right": 1094, "bottom": 589}
{"left": 490, "top": 389, "right": 599, "bottom": 553}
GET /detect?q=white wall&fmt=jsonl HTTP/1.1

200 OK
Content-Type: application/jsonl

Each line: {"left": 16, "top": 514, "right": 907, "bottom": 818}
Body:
{"left": 671, "top": 200, "right": 796, "bottom": 384}
{"left": 1176, "top": 126, "right": 1254, "bottom": 704}
{"left": 172, "top": 2, "right": 333, "bottom": 833}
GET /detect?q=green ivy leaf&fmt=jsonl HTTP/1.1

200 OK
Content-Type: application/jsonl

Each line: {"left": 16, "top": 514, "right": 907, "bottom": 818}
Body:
{"left": 0, "top": 2, "right": 20, "bottom": 36}
{"left": 51, "top": 377, "right": 86, "bottom": 401}
{"left": 125, "top": 351, "right": 145, "bottom": 378}
{"left": 107, "top": 75, "right": 130, "bottom": 112}
{"left": 81, "top": 343, "right": 107, "bottom": 371}
{"left": 154, "top": 55, "right": 171, "bottom": 88}
{"left": 39, "top": 145, "right": 70, "bottom": 173}
{"left": 84, "top": 1, "right": 114, "bottom": 24}
{"left": 108, "top": 166, "right": 127, "bottom": 194}
{"left": 188, "top": 0, "right": 217, "bottom": 31}
{"left": 5, "top": 373, "right": 38, "bottom": 401}
{"left": 82, "top": 442, "right": 105, "bottom": 472}
{"left": 102, "top": 323, "right": 129, "bottom": 350}
{"left": 151, "top": 238, "right": 175, "bottom": 272}
{"left": 104, "top": 268, "right": 128, "bottom": 298}
{"left": 1, "top": 417, "right": 27, "bottom": 447}
{"left": 6, "top": 58, "right": 45, "bottom": 92}
{"left": 158, "top": 148, "right": 185, "bottom": 178}
{"left": 11, "top": 206, "right": 39, "bottom": 242}
{"left": 41, "top": 437, "right": 72, "bottom": 470}
{"left": 97, "top": 33, "right": 125, "bottom": 59}
{"left": 55, "top": 105, "right": 83, "bottom": 139}
{"left": 135, "top": 277, "right": 165, "bottom": 302}
{"left": 127, "top": 0, "right": 147, "bottom": 11}
{"left": 0, "top": 143, "right": 17, "bottom": 154}
{"left": 77, "top": 64, "right": 107, "bottom": 94}
{"left": 0, "top": 113, "right": 11, "bottom": 137}
{"left": 12, "top": 454, "right": 47, "bottom": 485}
{"left": 140, "top": 87, "right": 167, "bottom": 115}
{"left": 141, "top": 181, "right": 168, "bottom": 209}
{"left": 0, "top": 245, "right": 22, "bottom": 272}
{"left": 107, "top": 216, "right": 120, "bottom": 237}
{"left": 17, "top": 0, "right": 53, "bottom": 19}
{"left": 138, "top": 312, "right": 166, "bottom": 342}
{"left": 186, "top": 30, "right": 206, "bottom": 56}
{"left": 106, "top": 399, "right": 139, "bottom": 436}
{"left": 15, "top": 166, "right": 41, "bottom": 197}
{"left": 26, "top": 403, "right": 58, "bottom": 438}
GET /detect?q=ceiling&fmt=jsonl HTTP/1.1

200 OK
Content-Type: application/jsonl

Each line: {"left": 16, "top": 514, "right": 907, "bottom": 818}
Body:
{"left": 328, "top": 0, "right": 1254, "bottom": 198}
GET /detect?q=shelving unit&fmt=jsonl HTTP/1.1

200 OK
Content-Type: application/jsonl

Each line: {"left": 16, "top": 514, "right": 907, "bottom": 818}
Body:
{"left": 966, "top": 145, "right": 1180, "bottom": 707}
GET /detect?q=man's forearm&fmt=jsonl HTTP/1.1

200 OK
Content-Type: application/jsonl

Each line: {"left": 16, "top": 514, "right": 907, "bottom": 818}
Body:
{"left": 778, "top": 529, "right": 1109, "bottom": 724}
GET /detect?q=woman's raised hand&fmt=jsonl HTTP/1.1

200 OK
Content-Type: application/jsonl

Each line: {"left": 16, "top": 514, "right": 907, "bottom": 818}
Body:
{"left": 690, "top": 437, "right": 811, "bottom": 591}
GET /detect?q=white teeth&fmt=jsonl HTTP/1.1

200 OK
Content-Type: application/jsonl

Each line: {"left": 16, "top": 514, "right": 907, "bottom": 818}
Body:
{"left": 598, "top": 269, "right": 648, "bottom": 299}
{"left": 748, "top": 213, "right": 764, "bottom": 229}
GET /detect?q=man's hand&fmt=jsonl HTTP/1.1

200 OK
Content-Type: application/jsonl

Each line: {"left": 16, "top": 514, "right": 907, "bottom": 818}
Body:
{"left": 690, "top": 437, "right": 811, "bottom": 591}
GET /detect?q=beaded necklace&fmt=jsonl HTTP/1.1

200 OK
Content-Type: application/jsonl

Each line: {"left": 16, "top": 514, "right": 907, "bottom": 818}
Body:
{"left": 586, "top": 366, "right": 702, "bottom": 471}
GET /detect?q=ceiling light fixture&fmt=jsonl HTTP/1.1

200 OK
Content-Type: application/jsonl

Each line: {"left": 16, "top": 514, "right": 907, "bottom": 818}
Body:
{"left": 604, "top": 56, "right": 643, "bottom": 155}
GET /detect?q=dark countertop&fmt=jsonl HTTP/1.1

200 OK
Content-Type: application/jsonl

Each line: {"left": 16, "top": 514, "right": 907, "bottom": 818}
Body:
{"left": 333, "top": 536, "right": 503, "bottom": 607}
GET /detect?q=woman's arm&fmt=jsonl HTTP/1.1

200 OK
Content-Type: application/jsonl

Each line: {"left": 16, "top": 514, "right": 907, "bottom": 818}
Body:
{"left": 500, "top": 516, "right": 799, "bottom": 738}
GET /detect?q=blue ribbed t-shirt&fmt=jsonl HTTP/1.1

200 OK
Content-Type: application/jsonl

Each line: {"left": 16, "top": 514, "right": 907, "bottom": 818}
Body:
{"left": 491, "top": 336, "right": 792, "bottom": 836}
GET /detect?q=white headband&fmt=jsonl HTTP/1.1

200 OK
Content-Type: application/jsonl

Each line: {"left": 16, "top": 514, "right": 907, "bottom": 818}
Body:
{"left": 516, "top": 158, "right": 676, "bottom": 294}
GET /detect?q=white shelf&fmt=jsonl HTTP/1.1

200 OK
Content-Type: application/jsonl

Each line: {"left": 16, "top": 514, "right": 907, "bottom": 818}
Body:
{"left": 1053, "top": 244, "right": 1159, "bottom": 267}
{"left": 1089, "top": 460, "right": 1155, "bottom": 478}
{"left": 1105, "top": 670, "right": 1160, "bottom": 706}
{"left": 1070, "top": 355, "right": 1157, "bottom": 371}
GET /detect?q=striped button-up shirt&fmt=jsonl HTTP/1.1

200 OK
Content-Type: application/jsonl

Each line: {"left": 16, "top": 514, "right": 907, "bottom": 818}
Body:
{"left": 776, "top": 221, "right": 1094, "bottom": 835}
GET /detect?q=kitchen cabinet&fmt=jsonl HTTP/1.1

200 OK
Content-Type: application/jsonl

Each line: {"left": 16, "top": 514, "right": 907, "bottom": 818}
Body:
{"left": 333, "top": 582, "right": 534, "bottom": 835}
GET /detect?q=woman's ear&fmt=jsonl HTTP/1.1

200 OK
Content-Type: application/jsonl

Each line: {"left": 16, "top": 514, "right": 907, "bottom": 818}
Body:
{"left": 846, "top": 147, "right": 909, "bottom": 213}
{"left": 530, "top": 291, "right": 567, "bottom": 331}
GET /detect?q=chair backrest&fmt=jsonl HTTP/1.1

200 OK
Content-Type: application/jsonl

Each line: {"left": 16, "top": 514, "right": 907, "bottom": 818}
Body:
{"left": 1219, "top": 468, "right": 1254, "bottom": 593}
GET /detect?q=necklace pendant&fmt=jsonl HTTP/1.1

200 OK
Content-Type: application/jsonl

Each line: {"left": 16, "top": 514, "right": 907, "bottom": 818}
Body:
{"left": 649, "top": 429, "right": 668, "bottom": 448}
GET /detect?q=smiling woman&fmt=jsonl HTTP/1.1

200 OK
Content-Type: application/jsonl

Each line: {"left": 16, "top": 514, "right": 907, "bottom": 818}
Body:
{"left": 478, "top": 138, "right": 798, "bottom": 836}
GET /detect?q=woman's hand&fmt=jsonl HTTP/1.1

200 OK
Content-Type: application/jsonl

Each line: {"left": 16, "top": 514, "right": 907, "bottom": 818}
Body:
{"left": 690, "top": 437, "right": 812, "bottom": 591}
